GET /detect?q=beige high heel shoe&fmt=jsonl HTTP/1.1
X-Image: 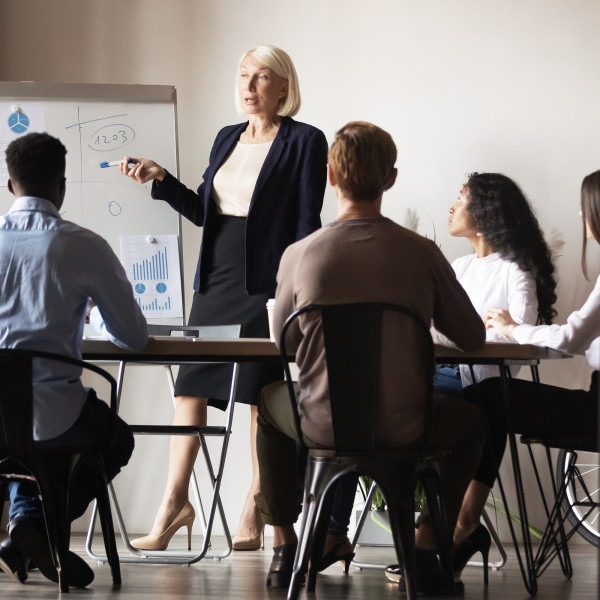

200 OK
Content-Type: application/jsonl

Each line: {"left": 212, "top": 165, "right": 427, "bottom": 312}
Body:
{"left": 232, "top": 526, "right": 265, "bottom": 551}
{"left": 232, "top": 502, "right": 265, "bottom": 551}
{"left": 131, "top": 501, "right": 195, "bottom": 551}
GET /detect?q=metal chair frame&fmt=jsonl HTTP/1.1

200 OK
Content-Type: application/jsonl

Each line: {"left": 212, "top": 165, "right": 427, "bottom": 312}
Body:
{"left": 85, "top": 324, "right": 241, "bottom": 565}
{"left": 519, "top": 434, "right": 598, "bottom": 579}
{"left": 280, "top": 302, "right": 459, "bottom": 600}
{"left": 0, "top": 348, "right": 121, "bottom": 592}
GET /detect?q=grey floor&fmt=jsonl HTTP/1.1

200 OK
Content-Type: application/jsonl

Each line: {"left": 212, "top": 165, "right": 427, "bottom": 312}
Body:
{"left": 0, "top": 534, "right": 598, "bottom": 599}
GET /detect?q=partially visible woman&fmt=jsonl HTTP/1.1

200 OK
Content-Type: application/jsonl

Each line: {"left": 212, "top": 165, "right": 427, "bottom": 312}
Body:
{"left": 452, "top": 169, "right": 600, "bottom": 579}
{"left": 121, "top": 46, "right": 327, "bottom": 551}
{"left": 434, "top": 172, "right": 557, "bottom": 395}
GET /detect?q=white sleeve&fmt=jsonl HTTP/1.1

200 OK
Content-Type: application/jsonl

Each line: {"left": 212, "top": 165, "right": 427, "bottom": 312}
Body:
{"left": 86, "top": 239, "right": 148, "bottom": 352}
{"left": 513, "top": 275, "right": 600, "bottom": 356}
{"left": 506, "top": 263, "right": 539, "bottom": 325}
{"left": 485, "top": 262, "right": 538, "bottom": 343}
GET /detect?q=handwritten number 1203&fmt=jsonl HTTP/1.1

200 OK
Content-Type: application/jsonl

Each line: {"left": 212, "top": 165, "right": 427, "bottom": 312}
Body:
{"left": 88, "top": 124, "right": 135, "bottom": 152}
{"left": 95, "top": 130, "right": 128, "bottom": 146}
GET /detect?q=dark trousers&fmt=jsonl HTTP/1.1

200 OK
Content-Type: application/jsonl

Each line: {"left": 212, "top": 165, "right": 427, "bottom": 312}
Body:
{"left": 255, "top": 381, "right": 483, "bottom": 538}
{"left": 466, "top": 371, "right": 599, "bottom": 487}
{"left": 8, "top": 389, "right": 134, "bottom": 524}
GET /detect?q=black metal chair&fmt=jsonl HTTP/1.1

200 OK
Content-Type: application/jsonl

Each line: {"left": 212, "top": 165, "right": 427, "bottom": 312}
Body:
{"left": 519, "top": 432, "right": 599, "bottom": 580}
{"left": 279, "top": 302, "right": 457, "bottom": 600}
{"left": 0, "top": 348, "right": 121, "bottom": 592}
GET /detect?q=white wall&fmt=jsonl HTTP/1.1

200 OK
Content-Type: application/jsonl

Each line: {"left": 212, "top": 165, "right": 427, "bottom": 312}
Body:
{"left": 1, "top": 0, "right": 598, "bottom": 541}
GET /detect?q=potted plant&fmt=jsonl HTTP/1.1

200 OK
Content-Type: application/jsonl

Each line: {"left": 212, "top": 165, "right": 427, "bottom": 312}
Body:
{"left": 355, "top": 477, "right": 426, "bottom": 546}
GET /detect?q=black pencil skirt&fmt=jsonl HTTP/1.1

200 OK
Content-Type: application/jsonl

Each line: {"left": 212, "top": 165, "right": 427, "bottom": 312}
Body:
{"left": 174, "top": 215, "right": 282, "bottom": 409}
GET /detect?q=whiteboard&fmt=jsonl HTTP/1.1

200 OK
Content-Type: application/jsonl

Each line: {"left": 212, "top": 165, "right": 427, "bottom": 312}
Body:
{"left": 0, "top": 82, "right": 183, "bottom": 322}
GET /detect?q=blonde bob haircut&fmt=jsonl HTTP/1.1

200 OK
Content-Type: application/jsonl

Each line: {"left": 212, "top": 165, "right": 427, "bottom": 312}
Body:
{"left": 328, "top": 121, "right": 397, "bottom": 202}
{"left": 235, "top": 45, "right": 301, "bottom": 117}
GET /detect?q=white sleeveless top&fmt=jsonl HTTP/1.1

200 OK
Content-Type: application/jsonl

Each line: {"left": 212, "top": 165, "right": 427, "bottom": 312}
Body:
{"left": 212, "top": 141, "right": 273, "bottom": 216}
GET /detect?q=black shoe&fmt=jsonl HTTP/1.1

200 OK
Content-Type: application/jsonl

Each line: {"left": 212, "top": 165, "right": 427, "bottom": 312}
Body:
{"left": 266, "top": 543, "right": 304, "bottom": 588}
{"left": 0, "top": 538, "right": 29, "bottom": 583}
{"left": 452, "top": 525, "right": 491, "bottom": 586}
{"left": 9, "top": 517, "right": 94, "bottom": 588}
{"left": 384, "top": 548, "right": 463, "bottom": 595}
{"left": 318, "top": 535, "right": 355, "bottom": 573}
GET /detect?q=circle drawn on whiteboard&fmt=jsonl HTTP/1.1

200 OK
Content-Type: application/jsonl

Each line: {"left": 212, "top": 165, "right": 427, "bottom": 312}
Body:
{"left": 135, "top": 284, "right": 146, "bottom": 294}
{"left": 8, "top": 111, "right": 30, "bottom": 134}
{"left": 108, "top": 201, "right": 122, "bottom": 216}
{"left": 156, "top": 282, "right": 167, "bottom": 293}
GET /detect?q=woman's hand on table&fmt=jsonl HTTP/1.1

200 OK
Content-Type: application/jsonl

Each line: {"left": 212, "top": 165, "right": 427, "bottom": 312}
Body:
{"left": 120, "top": 156, "right": 166, "bottom": 184}
{"left": 484, "top": 308, "right": 518, "bottom": 339}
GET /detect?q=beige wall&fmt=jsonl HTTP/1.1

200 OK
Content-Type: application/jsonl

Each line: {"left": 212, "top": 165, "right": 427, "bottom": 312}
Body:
{"left": 1, "top": 0, "right": 598, "bottom": 541}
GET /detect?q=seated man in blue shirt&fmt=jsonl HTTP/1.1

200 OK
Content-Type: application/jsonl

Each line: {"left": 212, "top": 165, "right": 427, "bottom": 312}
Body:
{"left": 0, "top": 132, "right": 148, "bottom": 587}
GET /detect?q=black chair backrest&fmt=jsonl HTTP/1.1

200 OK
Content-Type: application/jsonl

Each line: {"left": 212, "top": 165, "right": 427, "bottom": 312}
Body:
{"left": 147, "top": 324, "right": 243, "bottom": 339}
{"left": 0, "top": 347, "right": 118, "bottom": 454}
{"left": 280, "top": 302, "right": 434, "bottom": 453}
{"left": 0, "top": 350, "right": 34, "bottom": 453}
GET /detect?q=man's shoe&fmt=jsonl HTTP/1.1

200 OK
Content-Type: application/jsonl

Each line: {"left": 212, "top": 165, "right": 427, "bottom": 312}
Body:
{"left": 0, "top": 538, "right": 29, "bottom": 583}
{"left": 9, "top": 517, "right": 94, "bottom": 588}
{"left": 266, "top": 543, "right": 305, "bottom": 588}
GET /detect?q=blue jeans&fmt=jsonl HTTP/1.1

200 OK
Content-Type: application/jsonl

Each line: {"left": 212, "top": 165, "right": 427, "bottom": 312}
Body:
{"left": 8, "top": 389, "right": 134, "bottom": 525}
{"left": 432, "top": 365, "right": 464, "bottom": 397}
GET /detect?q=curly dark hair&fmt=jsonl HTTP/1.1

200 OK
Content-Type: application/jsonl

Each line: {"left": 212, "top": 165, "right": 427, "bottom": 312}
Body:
{"left": 5, "top": 132, "right": 67, "bottom": 191}
{"left": 466, "top": 172, "right": 557, "bottom": 324}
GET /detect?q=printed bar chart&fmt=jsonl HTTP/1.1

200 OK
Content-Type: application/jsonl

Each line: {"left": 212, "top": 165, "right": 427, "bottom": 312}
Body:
{"left": 120, "top": 234, "right": 183, "bottom": 319}
{"left": 132, "top": 245, "right": 169, "bottom": 281}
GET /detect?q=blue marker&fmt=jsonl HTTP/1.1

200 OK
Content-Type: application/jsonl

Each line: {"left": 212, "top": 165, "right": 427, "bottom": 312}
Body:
{"left": 99, "top": 158, "right": 133, "bottom": 168}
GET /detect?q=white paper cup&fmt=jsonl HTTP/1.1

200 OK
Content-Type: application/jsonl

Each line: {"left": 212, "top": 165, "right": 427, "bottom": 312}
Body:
{"left": 266, "top": 298, "right": 276, "bottom": 342}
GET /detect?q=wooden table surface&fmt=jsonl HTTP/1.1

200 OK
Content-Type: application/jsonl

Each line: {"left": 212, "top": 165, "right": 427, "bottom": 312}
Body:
{"left": 82, "top": 337, "right": 570, "bottom": 364}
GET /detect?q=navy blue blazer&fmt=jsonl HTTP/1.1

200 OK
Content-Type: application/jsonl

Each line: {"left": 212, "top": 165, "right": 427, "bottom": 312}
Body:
{"left": 152, "top": 117, "right": 327, "bottom": 295}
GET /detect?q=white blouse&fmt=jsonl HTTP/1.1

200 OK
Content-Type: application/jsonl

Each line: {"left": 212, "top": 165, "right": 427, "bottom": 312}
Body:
{"left": 452, "top": 253, "right": 539, "bottom": 385}
{"left": 513, "top": 275, "right": 600, "bottom": 371}
{"left": 212, "top": 141, "right": 273, "bottom": 216}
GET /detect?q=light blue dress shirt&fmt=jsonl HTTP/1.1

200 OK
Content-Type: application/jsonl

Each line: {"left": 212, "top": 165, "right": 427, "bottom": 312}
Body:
{"left": 0, "top": 196, "right": 147, "bottom": 440}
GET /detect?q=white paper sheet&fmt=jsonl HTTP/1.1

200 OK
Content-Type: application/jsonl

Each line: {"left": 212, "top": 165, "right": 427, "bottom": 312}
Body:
{"left": 119, "top": 234, "right": 183, "bottom": 319}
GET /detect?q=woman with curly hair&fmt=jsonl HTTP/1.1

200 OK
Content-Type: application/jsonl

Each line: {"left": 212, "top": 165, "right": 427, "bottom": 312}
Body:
{"left": 390, "top": 173, "right": 559, "bottom": 587}
{"left": 449, "top": 171, "right": 600, "bottom": 584}
{"left": 433, "top": 172, "right": 557, "bottom": 395}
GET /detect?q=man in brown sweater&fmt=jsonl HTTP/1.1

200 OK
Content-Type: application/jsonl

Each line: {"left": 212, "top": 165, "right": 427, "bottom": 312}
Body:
{"left": 256, "top": 122, "right": 485, "bottom": 592}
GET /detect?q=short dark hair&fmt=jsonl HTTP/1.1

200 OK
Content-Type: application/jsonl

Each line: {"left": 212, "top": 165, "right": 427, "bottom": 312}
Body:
{"left": 5, "top": 132, "right": 67, "bottom": 190}
{"left": 328, "top": 121, "right": 397, "bottom": 202}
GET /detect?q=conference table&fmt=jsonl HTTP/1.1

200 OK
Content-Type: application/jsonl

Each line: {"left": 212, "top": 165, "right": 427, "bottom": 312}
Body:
{"left": 82, "top": 337, "right": 570, "bottom": 590}
{"left": 83, "top": 336, "right": 566, "bottom": 364}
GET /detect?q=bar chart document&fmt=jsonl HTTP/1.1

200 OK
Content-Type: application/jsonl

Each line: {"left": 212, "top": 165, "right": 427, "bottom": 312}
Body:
{"left": 120, "top": 234, "right": 183, "bottom": 319}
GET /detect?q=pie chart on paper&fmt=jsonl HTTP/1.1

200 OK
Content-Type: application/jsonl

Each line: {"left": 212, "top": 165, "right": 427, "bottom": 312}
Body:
{"left": 8, "top": 111, "right": 30, "bottom": 134}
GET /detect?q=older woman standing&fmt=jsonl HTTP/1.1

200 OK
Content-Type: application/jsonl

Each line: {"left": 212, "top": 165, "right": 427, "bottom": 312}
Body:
{"left": 121, "top": 45, "right": 327, "bottom": 551}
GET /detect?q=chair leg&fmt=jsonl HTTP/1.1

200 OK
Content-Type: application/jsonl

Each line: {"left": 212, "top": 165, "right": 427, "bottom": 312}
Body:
{"left": 306, "top": 486, "right": 335, "bottom": 591}
{"left": 38, "top": 460, "right": 73, "bottom": 593}
{"left": 93, "top": 467, "right": 121, "bottom": 585}
{"left": 380, "top": 481, "right": 417, "bottom": 600}
{"left": 288, "top": 460, "right": 341, "bottom": 600}
{"left": 289, "top": 497, "right": 317, "bottom": 600}
{"left": 421, "top": 466, "right": 456, "bottom": 592}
